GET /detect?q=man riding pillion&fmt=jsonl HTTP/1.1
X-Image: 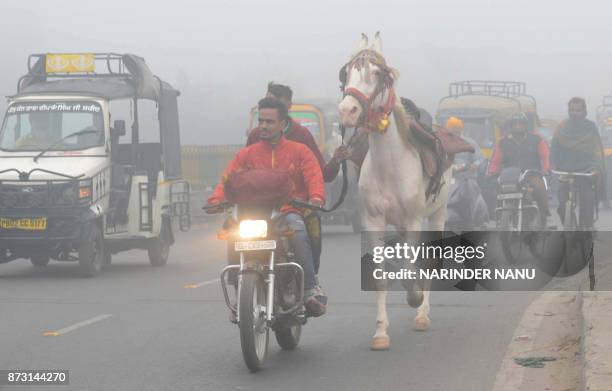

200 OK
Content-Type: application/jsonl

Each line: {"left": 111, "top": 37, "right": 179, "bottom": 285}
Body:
{"left": 488, "top": 113, "right": 551, "bottom": 227}
{"left": 551, "top": 97, "right": 606, "bottom": 229}
{"left": 207, "top": 97, "right": 328, "bottom": 316}
{"left": 247, "top": 82, "right": 350, "bottom": 180}
{"left": 445, "top": 117, "right": 489, "bottom": 228}
{"left": 446, "top": 117, "right": 482, "bottom": 179}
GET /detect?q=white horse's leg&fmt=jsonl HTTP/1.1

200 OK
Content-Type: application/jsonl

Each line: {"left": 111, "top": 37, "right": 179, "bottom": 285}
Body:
{"left": 414, "top": 203, "right": 447, "bottom": 331}
{"left": 372, "top": 289, "right": 390, "bottom": 350}
{"left": 361, "top": 210, "right": 390, "bottom": 350}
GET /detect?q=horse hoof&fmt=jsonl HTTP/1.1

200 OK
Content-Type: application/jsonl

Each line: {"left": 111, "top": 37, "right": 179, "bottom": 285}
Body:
{"left": 370, "top": 336, "right": 390, "bottom": 351}
{"left": 414, "top": 317, "right": 430, "bottom": 332}
{"left": 407, "top": 291, "right": 424, "bottom": 308}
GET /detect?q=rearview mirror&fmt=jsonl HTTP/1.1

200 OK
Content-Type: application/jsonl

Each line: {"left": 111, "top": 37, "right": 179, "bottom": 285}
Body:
{"left": 111, "top": 120, "right": 126, "bottom": 137}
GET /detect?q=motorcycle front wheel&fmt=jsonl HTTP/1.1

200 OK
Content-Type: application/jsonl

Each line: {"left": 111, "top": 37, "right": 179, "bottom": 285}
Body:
{"left": 500, "top": 210, "right": 523, "bottom": 264}
{"left": 239, "top": 272, "right": 269, "bottom": 372}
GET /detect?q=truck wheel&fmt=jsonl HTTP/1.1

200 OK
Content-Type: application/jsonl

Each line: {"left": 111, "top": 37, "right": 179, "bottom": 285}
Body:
{"left": 31, "top": 255, "right": 50, "bottom": 267}
{"left": 148, "top": 221, "right": 171, "bottom": 267}
{"left": 78, "top": 224, "right": 104, "bottom": 277}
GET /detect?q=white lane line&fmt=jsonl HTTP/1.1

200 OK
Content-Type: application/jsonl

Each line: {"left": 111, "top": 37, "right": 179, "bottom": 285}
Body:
{"left": 43, "top": 314, "right": 113, "bottom": 337}
{"left": 184, "top": 278, "right": 220, "bottom": 289}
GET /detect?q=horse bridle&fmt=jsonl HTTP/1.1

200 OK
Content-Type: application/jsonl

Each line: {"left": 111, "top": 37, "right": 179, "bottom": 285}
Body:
{"left": 339, "top": 49, "right": 396, "bottom": 132}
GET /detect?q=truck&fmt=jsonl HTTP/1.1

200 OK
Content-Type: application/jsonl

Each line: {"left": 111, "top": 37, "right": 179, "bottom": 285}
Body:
{"left": 0, "top": 53, "right": 190, "bottom": 276}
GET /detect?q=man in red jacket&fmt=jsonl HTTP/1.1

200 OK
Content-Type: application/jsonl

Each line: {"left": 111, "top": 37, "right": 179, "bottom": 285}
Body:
{"left": 248, "top": 83, "right": 349, "bottom": 277}
{"left": 207, "top": 97, "right": 328, "bottom": 316}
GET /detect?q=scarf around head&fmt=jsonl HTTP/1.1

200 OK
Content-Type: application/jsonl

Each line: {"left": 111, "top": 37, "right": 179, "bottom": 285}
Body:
{"left": 554, "top": 118, "right": 604, "bottom": 171}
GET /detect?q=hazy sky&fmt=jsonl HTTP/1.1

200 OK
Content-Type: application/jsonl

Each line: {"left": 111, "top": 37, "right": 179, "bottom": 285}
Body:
{"left": 2, "top": 0, "right": 612, "bottom": 144}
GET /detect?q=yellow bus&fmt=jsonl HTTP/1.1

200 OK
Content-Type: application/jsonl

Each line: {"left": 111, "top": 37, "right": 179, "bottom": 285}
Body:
{"left": 436, "top": 81, "right": 538, "bottom": 158}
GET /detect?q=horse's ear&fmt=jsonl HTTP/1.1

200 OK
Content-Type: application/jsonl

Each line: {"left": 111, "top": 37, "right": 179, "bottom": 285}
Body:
{"left": 359, "top": 33, "right": 369, "bottom": 51}
{"left": 390, "top": 66, "right": 400, "bottom": 81}
{"left": 373, "top": 31, "right": 382, "bottom": 53}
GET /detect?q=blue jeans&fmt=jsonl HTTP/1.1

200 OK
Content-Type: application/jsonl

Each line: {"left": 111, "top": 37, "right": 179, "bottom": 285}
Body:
{"left": 282, "top": 213, "right": 316, "bottom": 290}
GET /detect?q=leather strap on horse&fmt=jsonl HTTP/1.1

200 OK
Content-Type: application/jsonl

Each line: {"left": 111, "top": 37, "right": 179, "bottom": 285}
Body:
{"left": 318, "top": 49, "right": 397, "bottom": 213}
{"left": 316, "top": 124, "right": 349, "bottom": 213}
{"left": 405, "top": 119, "right": 450, "bottom": 202}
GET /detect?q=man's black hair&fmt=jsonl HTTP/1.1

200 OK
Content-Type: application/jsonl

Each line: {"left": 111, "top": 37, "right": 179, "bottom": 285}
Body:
{"left": 258, "top": 97, "right": 289, "bottom": 121}
{"left": 568, "top": 96, "right": 587, "bottom": 109}
{"left": 267, "top": 82, "right": 293, "bottom": 101}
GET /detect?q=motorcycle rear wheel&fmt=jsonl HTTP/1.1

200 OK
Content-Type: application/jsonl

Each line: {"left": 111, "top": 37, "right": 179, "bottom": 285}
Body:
{"left": 275, "top": 318, "right": 301, "bottom": 350}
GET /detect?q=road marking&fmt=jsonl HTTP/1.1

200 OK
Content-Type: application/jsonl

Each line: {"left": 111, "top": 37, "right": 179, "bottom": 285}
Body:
{"left": 43, "top": 314, "right": 113, "bottom": 337}
{"left": 184, "top": 278, "right": 220, "bottom": 289}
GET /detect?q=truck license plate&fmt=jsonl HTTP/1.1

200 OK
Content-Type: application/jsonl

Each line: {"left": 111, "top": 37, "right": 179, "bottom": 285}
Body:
{"left": 0, "top": 217, "right": 47, "bottom": 231}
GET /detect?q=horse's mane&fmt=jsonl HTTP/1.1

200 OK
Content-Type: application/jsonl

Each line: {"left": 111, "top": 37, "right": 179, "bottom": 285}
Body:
{"left": 392, "top": 100, "right": 421, "bottom": 153}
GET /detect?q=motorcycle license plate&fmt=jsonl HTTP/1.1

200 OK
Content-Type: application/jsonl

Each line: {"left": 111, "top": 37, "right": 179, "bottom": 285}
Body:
{"left": 235, "top": 240, "right": 277, "bottom": 251}
{"left": 0, "top": 217, "right": 47, "bottom": 231}
{"left": 497, "top": 193, "right": 522, "bottom": 200}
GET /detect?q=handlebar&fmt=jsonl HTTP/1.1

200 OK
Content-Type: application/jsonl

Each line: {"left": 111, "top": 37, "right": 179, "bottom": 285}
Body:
{"left": 202, "top": 201, "right": 232, "bottom": 214}
{"left": 551, "top": 170, "right": 596, "bottom": 177}
{"left": 202, "top": 199, "right": 325, "bottom": 214}
{"left": 290, "top": 199, "right": 326, "bottom": 212}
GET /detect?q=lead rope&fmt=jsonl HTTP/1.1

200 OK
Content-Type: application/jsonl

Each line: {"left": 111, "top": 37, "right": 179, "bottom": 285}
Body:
{"left": 316, "top": 123, "right": 349, "bottom": 213}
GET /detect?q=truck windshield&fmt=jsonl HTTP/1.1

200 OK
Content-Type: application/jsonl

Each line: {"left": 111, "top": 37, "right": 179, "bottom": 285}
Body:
{"left": 0, "top": 101, "right": 104, "bottom": 151}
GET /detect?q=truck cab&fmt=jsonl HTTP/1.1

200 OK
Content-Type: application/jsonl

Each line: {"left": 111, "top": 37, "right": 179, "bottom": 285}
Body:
{"left": 0, "top": 53, "right": 190, "bottom": 276}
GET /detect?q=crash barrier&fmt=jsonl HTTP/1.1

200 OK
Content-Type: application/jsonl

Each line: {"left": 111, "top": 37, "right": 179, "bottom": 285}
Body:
{"left": 181, "top": 145, "right": 242, "bottom": 191}
{"left": 180, "top": 145, "right": 242, "bottom": 224}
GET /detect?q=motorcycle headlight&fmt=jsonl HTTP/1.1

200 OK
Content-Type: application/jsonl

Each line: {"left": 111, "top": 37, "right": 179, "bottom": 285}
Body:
{"left": 239, "top": 220, "right": 268, "bottom": 239}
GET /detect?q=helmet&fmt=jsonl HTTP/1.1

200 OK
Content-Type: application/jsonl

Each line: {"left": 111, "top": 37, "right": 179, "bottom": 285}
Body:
{"left": 507, "top": 113, "right": 529, "bottom": 131}
{"left": 445, "top": 116, "right": 464, "bottom": 131}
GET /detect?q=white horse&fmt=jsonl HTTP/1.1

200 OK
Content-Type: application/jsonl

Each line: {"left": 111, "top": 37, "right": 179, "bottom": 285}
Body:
{"left": 338, "top": 33, "right": 452, "bottom": 350}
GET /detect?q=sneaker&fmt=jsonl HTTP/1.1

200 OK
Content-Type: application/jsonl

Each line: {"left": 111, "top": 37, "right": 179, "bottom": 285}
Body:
{"left": 304, "top": 286, "right": 327, "bottom": 317}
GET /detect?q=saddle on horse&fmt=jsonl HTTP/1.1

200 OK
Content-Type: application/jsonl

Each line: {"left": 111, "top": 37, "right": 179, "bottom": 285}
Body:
{"left": 345, "top": 117, "right": 475, "bottom": 200}
{"left": 409, "top": 120, "right": 474, "bottom": 200}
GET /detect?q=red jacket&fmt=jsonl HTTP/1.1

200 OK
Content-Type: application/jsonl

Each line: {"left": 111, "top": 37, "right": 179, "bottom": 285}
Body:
{"left": 208, "top": 136, "right": 325, "bottom": 214}
{"left": 247, "top": 119, "right": 341, "bottom": 182}
{"left": 488, "top": 133, "right": 550, "bottom": 175}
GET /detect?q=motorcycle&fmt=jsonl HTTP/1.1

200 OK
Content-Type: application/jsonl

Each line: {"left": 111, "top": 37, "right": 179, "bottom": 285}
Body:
{"left": 204, "top": 199, "right": 322, "bottom": 372}
{"left": 495, "top": 167, "right": 548, "bottom": 263}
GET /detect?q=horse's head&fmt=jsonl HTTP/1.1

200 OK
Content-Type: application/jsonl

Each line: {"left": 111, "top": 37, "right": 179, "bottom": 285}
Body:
{"left": 338, "top": 32, "right": 399, "bottom": 130}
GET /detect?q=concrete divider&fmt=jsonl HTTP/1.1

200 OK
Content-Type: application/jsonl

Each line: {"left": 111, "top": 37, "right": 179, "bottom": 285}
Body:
{"left": 581, "top": 291, "right": 612, "bottom": 391}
